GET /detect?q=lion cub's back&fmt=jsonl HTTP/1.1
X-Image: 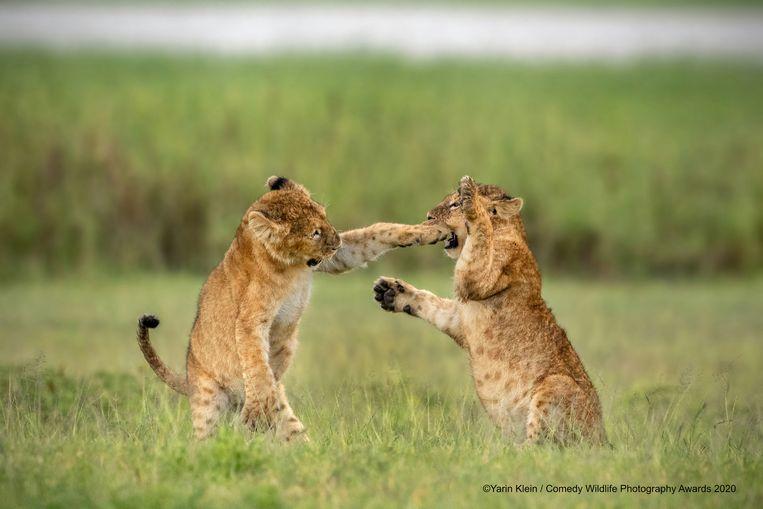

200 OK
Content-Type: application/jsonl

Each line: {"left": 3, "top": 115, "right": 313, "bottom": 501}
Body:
{"left": 188, "top": 264, "right": 242, "bottom": 379}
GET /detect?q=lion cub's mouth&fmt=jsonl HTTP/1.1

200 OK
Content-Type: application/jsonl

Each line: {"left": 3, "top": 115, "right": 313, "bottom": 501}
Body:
{"left": 444, "top": 231, "right": 459, "bottom": 250}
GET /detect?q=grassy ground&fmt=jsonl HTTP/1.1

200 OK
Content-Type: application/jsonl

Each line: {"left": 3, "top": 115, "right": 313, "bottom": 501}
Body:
{"left": 1, "top": 264, "right": 761, "bottom": 507}
{"left": 1, "top": 53, "right": 762, "bottom": 277}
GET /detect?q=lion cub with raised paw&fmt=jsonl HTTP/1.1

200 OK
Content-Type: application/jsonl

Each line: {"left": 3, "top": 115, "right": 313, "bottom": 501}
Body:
{"left": 138, "top": 176, "right": 447, "bottom": 442}
{"left": 373, "top": 176, "right": 606, "bottom": 445}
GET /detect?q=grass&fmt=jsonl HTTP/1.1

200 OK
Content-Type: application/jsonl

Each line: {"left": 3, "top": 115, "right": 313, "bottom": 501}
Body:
{"left": 1, "top": 53, "right": 762, "bottom": 278}
{"left": 1, "top": 266, "right": 761, "bottom": 508}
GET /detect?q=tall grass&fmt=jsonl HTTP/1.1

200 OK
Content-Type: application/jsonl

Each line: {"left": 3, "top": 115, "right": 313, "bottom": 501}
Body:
{"left": 1, "top": 53, "right": 762, "bottom": 278}
{"left": 0, "top": 273, "right": 761, "bottom": 507}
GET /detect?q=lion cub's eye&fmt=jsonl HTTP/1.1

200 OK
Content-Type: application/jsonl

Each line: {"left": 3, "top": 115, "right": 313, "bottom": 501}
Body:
{"left": 449, "top": 202, "right": 460, "bottom": 210}
{"left": 311, "top": 229, "right": 321, "bottom": 240}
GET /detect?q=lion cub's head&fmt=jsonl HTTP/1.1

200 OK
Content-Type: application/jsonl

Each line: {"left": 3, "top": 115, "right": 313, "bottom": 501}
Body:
{"left": 425, "top": 181, "right": 523, "bottom": 260}
{"left": 242, "top": 176, "right": 341, "bottom": 267}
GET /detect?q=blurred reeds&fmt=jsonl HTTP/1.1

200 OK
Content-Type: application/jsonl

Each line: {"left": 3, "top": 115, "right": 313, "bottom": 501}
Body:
{"left": 1, "top": 53, "right": 761, "bottom": 278}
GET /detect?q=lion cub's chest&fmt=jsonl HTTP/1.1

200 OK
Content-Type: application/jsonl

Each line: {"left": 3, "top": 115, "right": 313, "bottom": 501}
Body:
{"left": 273, "top": 271, "right": 313, "bottom": 328}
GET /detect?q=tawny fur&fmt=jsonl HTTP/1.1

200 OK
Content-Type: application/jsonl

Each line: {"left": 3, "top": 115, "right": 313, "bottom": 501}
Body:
{"left": 137, "top": 176, "right": 448, "bottom": 441}
{"left": 373, "top": 176, "right": 606, "bottom": 445}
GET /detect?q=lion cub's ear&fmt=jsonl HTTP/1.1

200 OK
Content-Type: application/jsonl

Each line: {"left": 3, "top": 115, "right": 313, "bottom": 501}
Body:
{"left": 266, "top": 176, "right": 293, "bottom": 191}
{"left": 491, "top": 197, "right": 524, "bottom": 218}
{"left": 266, "top": 175, "right": 311, "bottom": 196}
{"left": 246, "top": 209, "right": 287, "bottom": 241}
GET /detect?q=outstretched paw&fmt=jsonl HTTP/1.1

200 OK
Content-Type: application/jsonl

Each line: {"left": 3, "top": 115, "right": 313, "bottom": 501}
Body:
{"left": 373, "top": 277, "right": 416, "bottom": 315}
{"left": 396, "top": 224, "right": 450, "bottom": 247}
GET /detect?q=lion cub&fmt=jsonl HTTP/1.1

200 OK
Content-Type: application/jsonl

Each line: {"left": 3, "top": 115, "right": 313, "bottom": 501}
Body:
{"left": 373, "top": 176, "right": 606, "bottom": 445}
{"left": 138, "top": 176, "right": 447, "bottom": 441}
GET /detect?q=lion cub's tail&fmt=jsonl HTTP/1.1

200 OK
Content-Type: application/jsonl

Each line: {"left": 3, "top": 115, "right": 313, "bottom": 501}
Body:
{"left": 136, "top": 315, "right": 190, "bottom": 396}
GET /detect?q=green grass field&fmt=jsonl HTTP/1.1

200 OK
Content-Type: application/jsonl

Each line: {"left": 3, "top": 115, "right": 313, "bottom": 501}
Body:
{"left": 1, "top": 264, "right": 761, "bottom": 507}
{"left": 2, "top": 53, "right": 762, "bottom": 278}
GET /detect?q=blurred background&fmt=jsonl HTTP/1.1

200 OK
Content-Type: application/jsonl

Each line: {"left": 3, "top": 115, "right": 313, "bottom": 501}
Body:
{"left": 0, "top": 1, "right": 761, "bottom": 279}
{"left": 0, "top": 2, "right": 762, "bottom": 508}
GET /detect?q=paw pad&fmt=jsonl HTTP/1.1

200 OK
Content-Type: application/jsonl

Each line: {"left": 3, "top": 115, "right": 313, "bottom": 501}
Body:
{"left": 373, "top": 278, "right": 407, "bottom": 312}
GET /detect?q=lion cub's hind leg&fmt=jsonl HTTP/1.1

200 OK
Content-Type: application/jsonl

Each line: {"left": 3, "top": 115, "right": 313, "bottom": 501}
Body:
{"left": 524, "top": 375, "right": 589, "bottom": 446}
{"left": 189, "top": 375, "right": 231, "bottom": 440}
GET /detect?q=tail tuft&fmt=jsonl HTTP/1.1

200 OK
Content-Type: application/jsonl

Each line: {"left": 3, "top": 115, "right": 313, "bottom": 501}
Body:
{"left": 139, "top": 314, "right": 160, "bottom": 329}
{"left": 136, "top": 313, "right": 188, "bottom": 395}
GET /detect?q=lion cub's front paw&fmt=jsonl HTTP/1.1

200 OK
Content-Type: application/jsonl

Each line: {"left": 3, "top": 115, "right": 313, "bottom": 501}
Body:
{"left": 458, "top": 175, "right": 479, "bottom": 220}
{"left": 397, "top": 224, "right": 450, "bottom": 247}
{"left": 241, "top": 392, "right": 278, "bottom": 432}
{"left": 277, "top": 417, "right": 310, "bottom": 443}
{"left": 373, "top": 277, "right": 416, "bottom": 315}
{"left": 459, "top": 175, "right": 476, "bottom": 198}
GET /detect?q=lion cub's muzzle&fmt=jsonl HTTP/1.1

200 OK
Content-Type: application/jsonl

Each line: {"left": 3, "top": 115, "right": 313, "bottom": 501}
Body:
{"left": 307, "top": 238, "right": 341, "bottom": 267}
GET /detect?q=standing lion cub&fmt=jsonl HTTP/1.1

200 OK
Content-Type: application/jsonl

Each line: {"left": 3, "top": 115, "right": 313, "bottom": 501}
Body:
{"left": 138, "top": 176, "right": 447, "bottom": 441}
{"left": 373, "top": 176, "right": 606, "bottom": 445}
